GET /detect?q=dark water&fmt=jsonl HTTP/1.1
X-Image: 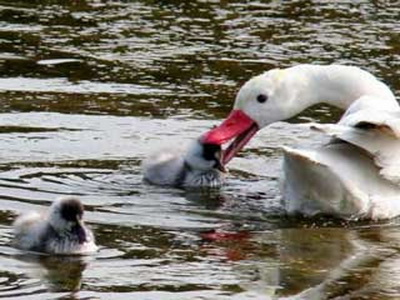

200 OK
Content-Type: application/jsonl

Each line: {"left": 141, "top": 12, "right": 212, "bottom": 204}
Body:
{"left": 0, "top": 1, "right": 399, "bottom": 299}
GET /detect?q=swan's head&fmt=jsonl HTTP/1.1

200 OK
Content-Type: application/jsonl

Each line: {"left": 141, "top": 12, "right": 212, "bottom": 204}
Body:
{"left": 48, "top": 197, "right": 88, "bottom": 244}
{"left": 235, "top": 69, "right": 299, "bottom": 127}
{"left": 202, "top": 68, "right": 303, "bottom": 164}
{"left": 185, "top": 138, "right": 225, "bottom": 173}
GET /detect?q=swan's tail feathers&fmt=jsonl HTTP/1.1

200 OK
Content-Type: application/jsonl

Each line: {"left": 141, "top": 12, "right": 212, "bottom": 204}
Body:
{"left": 310, "top": 123, "right": 400, "bottom": 185}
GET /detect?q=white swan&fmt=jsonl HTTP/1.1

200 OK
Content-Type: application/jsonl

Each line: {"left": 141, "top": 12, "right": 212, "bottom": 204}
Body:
{"left": 142, "top": 137, "right": 226, "bottom": 187}
{"left": 13, "top": 197, "right": 98, "bottom": 254}
{"left": 202, "top": 64, "right": 400, "bottom": 220}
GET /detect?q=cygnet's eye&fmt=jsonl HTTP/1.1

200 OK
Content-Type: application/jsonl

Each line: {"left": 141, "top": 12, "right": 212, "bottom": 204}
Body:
{"left": 256, "top": 94, "right": 268, "bottom": 103}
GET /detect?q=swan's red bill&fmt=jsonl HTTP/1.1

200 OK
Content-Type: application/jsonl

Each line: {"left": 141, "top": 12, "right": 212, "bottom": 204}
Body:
{"left": 202, "top": 110, "right": 259, "bottom": 165}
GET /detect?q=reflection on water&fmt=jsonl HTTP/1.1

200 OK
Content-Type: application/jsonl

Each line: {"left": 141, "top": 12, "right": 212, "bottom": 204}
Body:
{"left": 286, "top": 226, "right": 400, "bottom": 300}
{"left": 16, "top": 254, "right": 87, "bottom": 293}
{"left": 0, "top": 0, "right": 399, "bottom": 299}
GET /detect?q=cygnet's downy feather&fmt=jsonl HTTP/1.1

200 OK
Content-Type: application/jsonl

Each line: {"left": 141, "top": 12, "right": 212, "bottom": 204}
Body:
{"left": 13, "top": 197, "right": 98, "bottom": 255}
{"left": 142, "top": 137, "right": 226, "bottom": 188}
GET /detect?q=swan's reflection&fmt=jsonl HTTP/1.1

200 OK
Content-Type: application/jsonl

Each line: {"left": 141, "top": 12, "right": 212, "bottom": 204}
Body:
{"left": 198, "top": 216, "right": 400, "bottom": 299}
{"left": 284, "top": 225, "right": 400, "bottom": 299}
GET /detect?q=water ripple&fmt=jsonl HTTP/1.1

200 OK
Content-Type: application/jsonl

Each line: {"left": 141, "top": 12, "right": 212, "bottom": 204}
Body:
{"left": 0, "top": 0, "right": 399, "bottom": 298}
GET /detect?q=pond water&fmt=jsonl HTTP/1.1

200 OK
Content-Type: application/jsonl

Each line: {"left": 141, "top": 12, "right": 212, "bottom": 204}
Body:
{"left": 0, "top": 1, "right": 399, "bottom": 299}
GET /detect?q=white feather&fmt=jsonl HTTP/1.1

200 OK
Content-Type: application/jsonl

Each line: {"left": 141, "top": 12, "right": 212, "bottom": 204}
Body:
{"left": 231, "top": 64, "right": 400, "bottom": 219}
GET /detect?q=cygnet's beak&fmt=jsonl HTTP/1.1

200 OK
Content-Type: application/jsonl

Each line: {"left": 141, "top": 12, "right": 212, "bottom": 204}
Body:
{"left": 202, "top": 110, "right": 259, "bottom": 165}
{"left": 74, "top": 221, "right": 87, "bottom": 244}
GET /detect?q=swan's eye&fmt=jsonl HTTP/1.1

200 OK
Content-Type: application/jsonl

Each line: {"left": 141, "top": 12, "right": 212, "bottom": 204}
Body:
{"left": 257, "top": 94, "right": 268, "bottom": 103}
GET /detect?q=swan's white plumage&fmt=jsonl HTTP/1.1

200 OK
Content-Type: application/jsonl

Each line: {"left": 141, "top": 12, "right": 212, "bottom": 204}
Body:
{"left": 282, "top": 142, "right": 400, "bottom": 219}
{"left": 311, "top": 121, "right": 400, "bottom": 184}
{"left": 230, "top": 64, "right": 400, "bottom": 219}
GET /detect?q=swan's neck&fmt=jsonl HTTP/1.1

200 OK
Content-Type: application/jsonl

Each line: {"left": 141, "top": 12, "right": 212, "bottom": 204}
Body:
{"left": 289, "top": 65, "right": 397, "bottom": 112}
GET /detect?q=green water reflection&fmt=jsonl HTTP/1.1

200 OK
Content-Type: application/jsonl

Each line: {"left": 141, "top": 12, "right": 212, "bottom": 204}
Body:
{"left": 0, "top": 0, "right": 399, "bottom": 299}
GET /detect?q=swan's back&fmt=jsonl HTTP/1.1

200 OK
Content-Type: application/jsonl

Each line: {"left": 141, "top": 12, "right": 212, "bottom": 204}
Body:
{"left": 282, "top": 80, "right": 400, "bottom": 220}
{"left": 283, "top": 141, "right": 400, "bottom": 219}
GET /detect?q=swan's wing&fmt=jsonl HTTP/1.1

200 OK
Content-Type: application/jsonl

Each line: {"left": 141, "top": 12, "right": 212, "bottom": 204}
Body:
{"left": 282, "top": 145, "right": 369, "bottom": 219}
{"left": 282, "top": 143, "right": 400, "bottom": 220}
{"left": 339, "top": 108, "right": 400, "bottom": 137}
{"left": 311, "top": 115, "right": 400, "bottom": 184}
{"left": 315, "top": 94, "right": 400, "bottom": 184}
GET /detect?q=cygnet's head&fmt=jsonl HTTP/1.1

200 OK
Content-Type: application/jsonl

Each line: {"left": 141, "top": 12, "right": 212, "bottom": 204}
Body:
{"left": 184, "top": 138, "right": 225, "bottom": 173}
{"left": 48, "top": 197, "right": 87, "bottom": 244}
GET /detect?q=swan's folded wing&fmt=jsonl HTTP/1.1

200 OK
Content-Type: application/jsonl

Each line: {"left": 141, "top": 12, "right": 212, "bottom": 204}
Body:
{"left": 310, "top": 119, "right": 400, "bottom": 184}
{"left": 339, "top": 108, "right": 400, "bottom": 138}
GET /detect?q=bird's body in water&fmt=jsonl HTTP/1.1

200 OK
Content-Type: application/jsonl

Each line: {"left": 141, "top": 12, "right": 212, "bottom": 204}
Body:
{"left": 13, "top": 197, "right": 98, "bottom": 255}
{"left": 202, "top": 64, "right": 400, "bottom": 220}
{"left": 142, "top": 137, "right": 226, "bottom": 188}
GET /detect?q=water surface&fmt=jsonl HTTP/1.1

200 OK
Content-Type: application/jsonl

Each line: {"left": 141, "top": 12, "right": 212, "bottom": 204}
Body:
{"left": 0, "top": 1, "right": 399, "bottom": 299}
